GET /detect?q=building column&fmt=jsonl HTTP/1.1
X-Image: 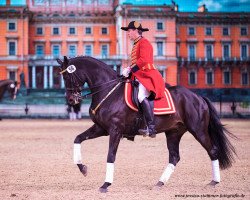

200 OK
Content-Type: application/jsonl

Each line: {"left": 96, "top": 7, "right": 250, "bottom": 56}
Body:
{"left": 32, "top": 65, "right": 36, "bottom": 89}
{"left": 116, "top": 10, "right": 123, "bottom": 57}
{"left": 61, "top": 76, "right": 65, "bottom": 88}
{"left": 49, "top": 66, "right": 53, "bottom": 88}
{"left": 44, "top": 65, "right": 48, "bottom": 89}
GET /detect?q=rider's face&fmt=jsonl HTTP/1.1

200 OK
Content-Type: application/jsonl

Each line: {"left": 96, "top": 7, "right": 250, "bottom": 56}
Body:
{"left": 127, "top": 29, "right": 139, "bottom": 41}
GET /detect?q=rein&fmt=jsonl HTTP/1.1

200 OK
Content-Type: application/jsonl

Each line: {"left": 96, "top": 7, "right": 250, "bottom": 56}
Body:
{"left": 91, "top": 81, "right": 122, "bottom": 115}
{"left": 61, "top": 65, "right": 127, "bottom": 114}
{"left": 80, "top": 78, "right": 123, "bottom": 99}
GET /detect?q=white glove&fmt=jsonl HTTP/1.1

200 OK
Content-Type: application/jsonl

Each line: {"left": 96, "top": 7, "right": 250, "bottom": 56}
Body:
{"left": 122, "top": 67, "right": 131, "bottom": 77}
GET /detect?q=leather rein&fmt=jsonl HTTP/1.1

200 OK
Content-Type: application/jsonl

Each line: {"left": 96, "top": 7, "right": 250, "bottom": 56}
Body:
{"left": 60, "top": 68, "right": 127, "bottom": 114}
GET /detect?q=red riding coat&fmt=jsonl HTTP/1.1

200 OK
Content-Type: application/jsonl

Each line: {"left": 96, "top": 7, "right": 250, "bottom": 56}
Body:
{"left": 130, "top": 37, "right": 165, "bottom": 100}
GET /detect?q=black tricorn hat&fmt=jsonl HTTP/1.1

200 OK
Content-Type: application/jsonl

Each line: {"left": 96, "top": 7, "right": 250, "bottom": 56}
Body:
{"left": 121, "top": 21, "right": 149, "bottom": 32}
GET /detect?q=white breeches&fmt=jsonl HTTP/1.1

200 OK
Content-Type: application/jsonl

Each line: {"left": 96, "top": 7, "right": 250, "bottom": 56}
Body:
{"left": 138, "top": 80, "right": 150, "bottom": 103}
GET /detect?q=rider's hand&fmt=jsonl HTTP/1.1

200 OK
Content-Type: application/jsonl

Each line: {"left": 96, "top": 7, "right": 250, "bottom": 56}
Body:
{"left": 122, "top": 67, "right": 131, "bottom": 77}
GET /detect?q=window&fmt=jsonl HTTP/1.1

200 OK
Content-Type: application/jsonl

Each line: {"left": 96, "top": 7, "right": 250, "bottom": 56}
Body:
{"left": 188, "top": 27, "right": 195, "bottom": 35}
{"left": 84, "top": 45, "right": 92, "bottom": 56}
{"left": 8, "top": 22, "right": 16, "bottom": 31}
{"left": 8, "top": 41, "right": 16, "bottom": 56}
{"left": 241, "top": 44, "right": 248, "bottom": 60}
{"left": 67, "top": 0, "right": 77, "bottom": 4}
{"left": 36, "top": 45, "right": 44, "bottom": 56}
{"left": 206, "top": 70, "right": 214, "bottom": 85}
{"left": 223, "top": 70, "right": 231, "bottom": 85}
{"left": 205, "top": 44, "right": 213, "bottom": 60}
{"left": 205, "top": 27, "right": 212, "bottom": 35}
{"left": 9, "top": 71, "right": 16, "bottom": 81}
{"left": 176, "top": 44, "right": 180, "bottom": 58}
{"left": 69, "top": 27, "right": 76, "bottom": 35}
{"left": 98, "top": 0, "right": 109, "bottom": 5}
{"left": 34, "top": 0, "right": 46, "bottom": 5}
{"left": 188, "top": 70, "right": 196, "bottom": 85}
{"left": 188, "top": 44, "right": 196, "bottom": 61}
{"left": 83, "top": 0, "right": 93, "bottom": 4}
{"left": 52, "top": 45, "right": 60, "bottom": 57}
{"left": 241, "top": 71, "right": 249, "bottom": 85}
{"left": 159, "top": 70, "right": 165, "bottom": 77}
{"left": 11, "top": 0, "right": 26, "bottom": 5}
{"left": 51, "top": 0, "right": 61, "bottom": 5}
{"left": 241, "top": 27, "right": 247, "bottom": 36}
{"left": 158, "top": 66, "right": 166, "bottom": 79}
{"left": 222, "top": 44, "right": 230, "bottom": 60}
{"left": 101, "top": 44, "right": 108, "bottom": 58}
{"left": 156, "top": 41, "right": 163, "bottom": 56}
{"left": 101, "top": 27, "right": 108, "bottom": 35}
{"left": 157, "top": 22, "right": 164, "bottom": 30}
{"left": 53, "top": 27, "right": 59, "bottom": 35}
{"left": 176, "top": 27, "right": 179, "bottom": 35}
{"left": 222, "top": 27, "right": 229, "bottom": 36}
{"left": 85, "top": 27, "right": 92, "bottom": 34}
{"left": 68, "top": 45, "right": 76, "bottom": 57}
{"left": 36, "top": 27, "right": 43, "bottom": 35}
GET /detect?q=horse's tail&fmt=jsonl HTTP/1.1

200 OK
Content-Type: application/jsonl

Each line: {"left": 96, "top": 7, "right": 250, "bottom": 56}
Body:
{"left": 202, "top": 96, "right": 237, "bottom": 170}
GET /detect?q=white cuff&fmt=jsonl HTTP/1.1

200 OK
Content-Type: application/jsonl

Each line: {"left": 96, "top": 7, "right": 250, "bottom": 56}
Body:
{"left": 159, "top": 163, "right": 175, "bottom": 183}
{"left": 212, "top": 160, "right": 220, "bottom": 182}
{"left": 105, "top": 163, "right": 114, "bottom": 183}
{"left": 73, "top": 143, "right": 82, "bottom": 164}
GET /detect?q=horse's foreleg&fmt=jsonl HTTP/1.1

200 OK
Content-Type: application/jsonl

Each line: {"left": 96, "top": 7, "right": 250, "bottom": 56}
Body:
{"left": 99, "top": 131, "right": 121, "bottom": 193}
{"left": 73, "top": 124, "right": 107, "bottom": 176}
{"left": 156, "top": 131, "right": 182, "bottom": 187}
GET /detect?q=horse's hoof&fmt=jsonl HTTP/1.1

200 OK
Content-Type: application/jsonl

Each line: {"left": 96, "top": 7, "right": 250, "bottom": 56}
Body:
{"left": 99, "top": 182, "right": 111, "bottom": 193}
{"left": 153, "top": 181, "right": 164, "bottom": 190}
{"left": 81, "top": 165, "right": 87, "bottom": 176}
{"left": 99, "top": 187, "right": 108, "bottom": 193}
{"left": 77, "top": 164, "right": 87, "bottom": 177}
{"left": 206, "top": 180, "right": 219, "bottom": 187}
{"left": 155, "top": 181, "right": 164, "bottom": 187}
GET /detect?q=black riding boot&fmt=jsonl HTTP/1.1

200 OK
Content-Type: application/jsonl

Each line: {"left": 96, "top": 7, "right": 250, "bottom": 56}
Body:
{"left": 138, "top": 98, "right": 157, "bottom": 138}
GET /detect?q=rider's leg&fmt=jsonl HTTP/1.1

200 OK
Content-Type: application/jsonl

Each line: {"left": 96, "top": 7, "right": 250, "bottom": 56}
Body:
{"left": 137, "top": 81, "right": 156, "bottom": 138}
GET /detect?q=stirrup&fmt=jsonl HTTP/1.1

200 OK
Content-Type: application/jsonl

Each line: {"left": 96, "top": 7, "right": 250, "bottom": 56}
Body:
{"left": 138, "top": 127, "right": 149, "bottom": 137}
{"left": 138, "top": 127, "right": 156, "bottom": 138}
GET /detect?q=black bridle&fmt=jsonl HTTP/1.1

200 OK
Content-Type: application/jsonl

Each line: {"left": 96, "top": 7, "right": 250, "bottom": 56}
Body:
{"left": 64, "top": 69, "right": 126, "bottom": 100}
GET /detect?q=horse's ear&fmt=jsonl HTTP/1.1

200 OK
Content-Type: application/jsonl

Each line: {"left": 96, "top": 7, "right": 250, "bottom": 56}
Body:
{"left": 64, "top": 56, "right": 69, "bottom": 65}
{"left": 56, "top": 58, "right": 63, "bottom": 66}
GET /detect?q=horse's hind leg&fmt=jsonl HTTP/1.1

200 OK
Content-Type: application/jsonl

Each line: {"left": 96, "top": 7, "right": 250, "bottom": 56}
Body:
{"left": 74, "top": 124, "right": 107, "bottom": 176}
{"left": 189, "top": 126, "right": 220, "bottom": 186}
{"left": 156, "top": 131, "right": 184, "bottom": 187}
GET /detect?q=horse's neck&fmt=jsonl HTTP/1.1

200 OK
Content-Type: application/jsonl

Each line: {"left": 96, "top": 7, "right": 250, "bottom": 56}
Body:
{"left": 83, "top": 66, "right": 118, "bottom": 106}
{"left": 84, "top": 68, "right": 117, "bottom": 92}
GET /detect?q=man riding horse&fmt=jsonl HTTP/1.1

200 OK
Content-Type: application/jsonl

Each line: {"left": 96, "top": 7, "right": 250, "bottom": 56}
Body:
{"left": 121, "top": 21, "right": 165, "bottom": 138}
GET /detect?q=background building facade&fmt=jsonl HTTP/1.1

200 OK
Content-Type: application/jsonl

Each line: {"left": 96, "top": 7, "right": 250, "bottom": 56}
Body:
{"left": 177, "top": 11, "right": 250, "bottom": 101}
{"left": 0, "top": 0, "right": 249, "bottom": 102}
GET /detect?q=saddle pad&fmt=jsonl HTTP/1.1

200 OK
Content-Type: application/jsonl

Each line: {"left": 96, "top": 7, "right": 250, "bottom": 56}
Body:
{"left": 124, "top": 82, "right": 176, "bottom": 115}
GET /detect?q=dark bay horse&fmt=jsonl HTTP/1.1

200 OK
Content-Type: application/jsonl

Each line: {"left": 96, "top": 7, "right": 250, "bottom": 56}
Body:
{"left": 57, "top": 56, "right": 236, "bottom": 193}
{"left": 0, "top": 79, "right": 18, "bottom": 101}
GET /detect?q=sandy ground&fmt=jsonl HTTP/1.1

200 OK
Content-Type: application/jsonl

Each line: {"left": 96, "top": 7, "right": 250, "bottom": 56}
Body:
{"left": 0, "top": 119, "right": 249, "bottom": 200}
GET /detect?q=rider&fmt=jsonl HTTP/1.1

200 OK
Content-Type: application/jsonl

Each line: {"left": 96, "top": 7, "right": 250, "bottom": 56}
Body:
{"left": 121, "top": 21, "right": 165, "bottom": 138}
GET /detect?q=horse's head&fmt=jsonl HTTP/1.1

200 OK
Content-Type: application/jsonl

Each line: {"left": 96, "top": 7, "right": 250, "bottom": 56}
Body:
{"left": 7, "top": 81, "right": 18, "bottom": 100}
{"left": 57, "top": 56, "right": 83, "bottom": 105}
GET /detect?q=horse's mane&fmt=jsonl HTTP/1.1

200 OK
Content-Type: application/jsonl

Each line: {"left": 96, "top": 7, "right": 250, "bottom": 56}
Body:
{"left": 69, "top": 56, "right": 117, "bottom": 76}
